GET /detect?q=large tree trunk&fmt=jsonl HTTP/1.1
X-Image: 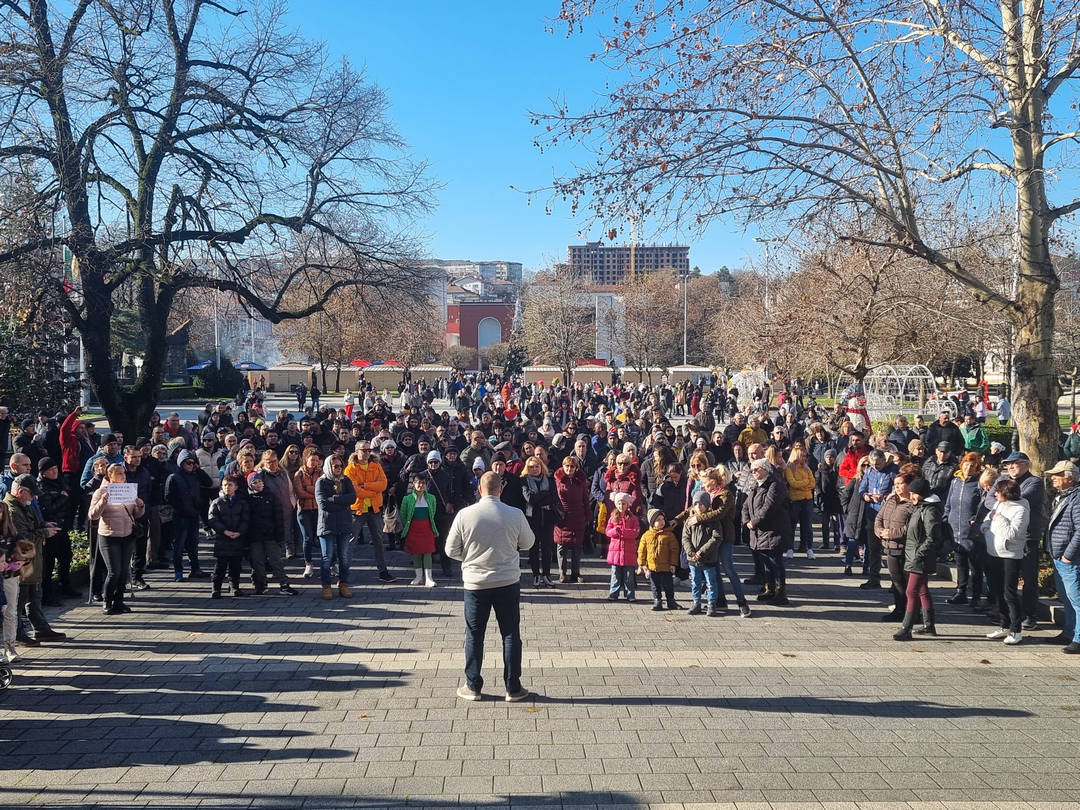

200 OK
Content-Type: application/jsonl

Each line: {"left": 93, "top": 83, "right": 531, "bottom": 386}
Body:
{"left": 1010, "top": 275, "right": 1060, "bottom": 474}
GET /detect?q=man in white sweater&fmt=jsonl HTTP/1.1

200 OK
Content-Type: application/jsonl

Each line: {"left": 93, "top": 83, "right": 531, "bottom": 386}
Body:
{"left": 446, "top": 472, "right": 535, "bottom": 702}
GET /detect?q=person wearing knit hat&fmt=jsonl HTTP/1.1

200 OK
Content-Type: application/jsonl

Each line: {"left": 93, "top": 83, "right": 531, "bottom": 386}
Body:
{"left": 683, "top": 487, "right": 723, "bottom": 616}
{"left": 245, "top": 471, "right": 296, "bottom": 595}
{"left": 36, "top": 455, "right": 77, "bottom": 606}
{"left": 637, "top": 508, "right": 681, "bottom": 611}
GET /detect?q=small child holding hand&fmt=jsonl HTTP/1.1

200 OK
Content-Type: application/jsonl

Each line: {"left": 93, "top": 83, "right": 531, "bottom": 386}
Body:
{"left": 637, "top": 508, "right": 681, "bottom": 611}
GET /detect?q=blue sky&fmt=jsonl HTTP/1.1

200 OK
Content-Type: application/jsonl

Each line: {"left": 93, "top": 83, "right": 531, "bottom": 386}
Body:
{"left": 287, "top": 2, "right": 754, "bottom": 275}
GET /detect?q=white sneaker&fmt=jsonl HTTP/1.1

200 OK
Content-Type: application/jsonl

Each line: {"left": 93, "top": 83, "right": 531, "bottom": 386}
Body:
{"left": 805, "top": 549, "right": 815, "bottom": 560}
{"left": 424, "top": 571, "right": 437, "bottom": 588}
{"left": 986, "top": 628, "right": 1009, "bottom": 640}
{"left": 785, "top": 549, "right": 794, "bottom": 559}
{"left": 409, "top": 568, "right": 423, "bottom": 586}
{"left": 1004, "top": 632, "right": 1023, "bottom": 645}
{"left": 3, "top": 643, "right": 16, "bottom": 663}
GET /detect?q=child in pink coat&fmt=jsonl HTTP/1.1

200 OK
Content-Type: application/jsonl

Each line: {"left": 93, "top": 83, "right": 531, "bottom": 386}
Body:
{"left": 606, "top": 491, "right": 641, "bottom": 601}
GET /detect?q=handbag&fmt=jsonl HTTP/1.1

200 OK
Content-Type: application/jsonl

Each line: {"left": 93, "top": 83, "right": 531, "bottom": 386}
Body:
{"left": 383, "top": 505, "right": 402, "bottom": 534}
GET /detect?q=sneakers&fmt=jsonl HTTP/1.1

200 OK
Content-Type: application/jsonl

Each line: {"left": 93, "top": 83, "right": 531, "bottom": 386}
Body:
{"left": 456, "top": 684, "right": 482, "bottom": 701}
{"left": 424, "top": 571, "right": 437, "bottom": 588}
{"left": 377, "top": 570, "right": 396, "bottom": 583}
{"left": 687, "top": 602, "right": 703, "bottom": 616}
{"left": 2, "top": 643, "right": 17, "bottom": 663}
{"left": 505, "top": 688, "right": 530, "bottom": 703}
{"left": 785, "top": 549, "right": 794, "bottom": 559}
{"left": 1021, "top": 618, "right": 1039, "bottom": 631}
{"left": 986, "top": 628, "right": 1009, "bottom": 640}
{"left": 541, "top": 575, "right": 555, "bottom": 587}
{"left": 738, "top": 604, "right": 752, "bottom": 618}
{"left": 338, "top": 583, "right": 353, "bottom": 598}
{"left": 322, "top": 586, "right": 334, "bottom": 600}
{"left": 279, "top": 585, "right": 297, "bottom": 595}
{"left": 303, "top": 564, "right": 313, "bottom": 579}
{"left": 133, "top": 579, "right": 150, "bottom": 591}
{"left": 805, "top": 549, "right": 815, "bottom": 560}
{"left": 1003, "top": 632, "right": 1023, "bottom": 645}
{"left": 1064, "top": 642, "right": 1080, "bottom": 654}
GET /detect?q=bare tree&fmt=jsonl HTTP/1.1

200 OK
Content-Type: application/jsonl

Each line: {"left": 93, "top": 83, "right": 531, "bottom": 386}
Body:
{"left": 0, "top": 0, "right": 433, "bottom": 437}
{"left": 539, "top": 0, "right": 1080, "bottom": 471}
{"left": 521, "top": 271, "right": 593, "bottom": 387}
{"left": 619, "top": 270, "right": 680, "bottom": 380}
{"left": 442, "top": 344, "right": 475, "bottom": 375}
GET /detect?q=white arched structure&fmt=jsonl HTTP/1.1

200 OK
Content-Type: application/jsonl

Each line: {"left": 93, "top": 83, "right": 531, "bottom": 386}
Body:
{"left": 834, "top": 364, "right": 950, "bottom": 421}
{"left": 728, "top": 369, "right": 770, "bottom": 411}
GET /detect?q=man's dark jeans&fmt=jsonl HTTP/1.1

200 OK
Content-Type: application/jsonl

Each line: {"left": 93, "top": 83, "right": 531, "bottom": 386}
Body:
{"left": 463, "top": 582, "right": 521, "bottom": 694}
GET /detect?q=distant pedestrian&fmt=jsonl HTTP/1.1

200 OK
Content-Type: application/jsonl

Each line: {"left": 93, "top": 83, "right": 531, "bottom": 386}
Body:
{"left": 446, "top": 472, "right": 534, "bottom": 703}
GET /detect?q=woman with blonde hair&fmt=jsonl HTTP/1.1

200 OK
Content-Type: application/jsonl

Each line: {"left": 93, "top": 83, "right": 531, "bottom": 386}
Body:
{"left": 521, "top": 455, "right": 557, "bottom": 587}
{"left": 784, "top": 444, "right": 816, "bottom": 559}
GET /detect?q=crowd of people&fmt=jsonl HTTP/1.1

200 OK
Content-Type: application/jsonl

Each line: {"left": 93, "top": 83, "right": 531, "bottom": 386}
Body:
{"left": 1, "top": 373, "right": 1080, "bottom": 668}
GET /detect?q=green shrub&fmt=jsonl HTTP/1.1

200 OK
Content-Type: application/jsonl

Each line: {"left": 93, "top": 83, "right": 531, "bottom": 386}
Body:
{"left": 193, "top": 358, "right": 244, "bottom": 398}
{"left": 70, "top": 529, "right": 89, "bottom": 574}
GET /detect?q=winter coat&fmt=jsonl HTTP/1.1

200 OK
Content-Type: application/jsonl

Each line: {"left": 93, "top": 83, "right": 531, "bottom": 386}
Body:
{"left": 37, "top": 475, "right": 72, "bottom": 531}
{"left": 88, "top": 485, "right": 145, "bottom": 538}
{"left": 742, "top": 473, "right": 790, "bottom": 552}
{"left": 637, "top": 526, "right": 680, "bottom": 571}
{"left": 925, "top": 420, "right": 965, "bottom": 458}
{"left": 165, "top": 450, "right": 211, "bottom": 520}
{"left": 259, "top": 466, "right": 296, "bottom": 530}
{"left": 58, "top": 409, "right": 86, "bottom": 474}
{"left": 681, "top": 514, "right": 722, "bottom": 566}
{"left": 315, "top": 458, "right": 357, "bottom": 537}
{"left": 982, "top": 498, "right": 1030, "bottom": 560}
{"left": 859, "top": 464, "right": 898, "bottom": 515}
{"left": 838, "top": 473, "right": 864, "bottom": 542}
{"left": 1048, "top": 485, "right": 1080, "bottom": 560}
{"left": 921, "top": 457, "right": 957, "bottom": 500}
{"left": 903, "top": 497, "right": 945, "bottom": 575}
{"left": 838, "top": 445, "right": 868, "bottom": 485}
{"left": 5, "top": 493, "right": 45, "bottom": 584}
{"left": 604, "top": 509, "right": 640, "bottom": 567}
{"left": 521, "top": 474, "right": 557, "bottom": 531}
{"left": 784, "top": 464, "right": 815, "bottom": 502}
{"left": 207, "top": 494, "right": 250, "bottom": 557}
{"left": 603, "top": 466, "right": 643, "bottom": 515}
{"left": 293, "top": 467, "right": 319, "bottom": 512}
{"left": 874, "top": 493, "right": 914, "bottom": 553}
{"left": 944, "top": 472, "right": 983, "bottom": 551}
{"left": 1064, "top": 431, "right": 1080, "bottom": 461}
{"left": 246, "top": 489, "right": 283, "bottom": 548}
{"left": 553, "top": 466, "right": 590, "bottom": 546}
{"left": 649, "top": 477, "right": 687, "bottom": 520}
{"left": 196, "top": 447, "right": 224, "bottom": 485}
{"left": 961, "top": 424, "right": 990, "bottom": 455}
{"left": 814, "top": 464, "right": 841, "bottom": 513}
{"left": 344, "top": 459, "right": 387, "bottom": 514}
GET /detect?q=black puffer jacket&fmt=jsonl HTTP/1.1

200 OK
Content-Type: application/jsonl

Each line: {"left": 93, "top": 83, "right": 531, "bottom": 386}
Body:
{"left": 904, "top": 497, "right": 945, "bottom": 575}
{"left": 37, "top": 475, "right": 72, "bottom": 530}
{"left": 246, "top": 489, "right": 283, "bottom": 548}
{"left": 840, "top": 473, "right": 868, "bottom": 541}
{"left": 208, "top": 494, "right": 250, "bottom": 557}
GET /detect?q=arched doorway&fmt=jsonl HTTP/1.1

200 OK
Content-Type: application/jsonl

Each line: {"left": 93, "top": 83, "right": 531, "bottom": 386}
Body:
{"left": 476, "top": 317, "right": 502, "bottom": 368}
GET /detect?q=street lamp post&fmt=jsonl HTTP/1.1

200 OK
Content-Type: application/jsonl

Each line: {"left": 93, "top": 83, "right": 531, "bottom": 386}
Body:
{"left": 682, "top": 267, "right": 688, "bottom": 365}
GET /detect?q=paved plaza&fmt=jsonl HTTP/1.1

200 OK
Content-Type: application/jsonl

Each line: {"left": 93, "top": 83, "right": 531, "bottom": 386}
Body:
{"left": 3, "top": 543, "right": 1080, "bottom": 810}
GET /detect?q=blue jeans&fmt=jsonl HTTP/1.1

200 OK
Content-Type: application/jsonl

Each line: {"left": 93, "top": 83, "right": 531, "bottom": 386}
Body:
{"left": 319, "top": 531, "right": 351, "bottom": 586}
{"left": 172, "top": 516, "right": 200, "bottom": 574}
{"left": 463, "top": 583, "right": 522, "bottom": 694}
{"left": 609, "top": 565, "right": 636, "bottom": 599}
{"left": 762, "top": 547, "right": 786, "bottom": 586}
{"left": 1053, "top": 558, "right": 1080, "bottom": 643}
{"left": 690, "top": 563, "right": 718, "bottom": 606}
{"left": 297, "top": 510, "right": 318, "bottom": 564}
{"left": 716, "top": 542, "right": 746, "bottom": 603}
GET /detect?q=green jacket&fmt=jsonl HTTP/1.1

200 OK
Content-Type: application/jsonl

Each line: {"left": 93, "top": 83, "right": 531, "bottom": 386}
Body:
{"left": 961, "top": 424, "right": 989, "bottom": 455}
{"left": 400, "top": 491, "right": 438, "bottom": 539}
{"left": 5, "top": 493, "right": 45, "bottom": 585}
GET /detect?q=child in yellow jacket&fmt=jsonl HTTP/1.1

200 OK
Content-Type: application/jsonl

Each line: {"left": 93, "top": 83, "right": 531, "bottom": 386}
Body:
{"left": 637, "top": 508, "right": 682, "bottom": 611}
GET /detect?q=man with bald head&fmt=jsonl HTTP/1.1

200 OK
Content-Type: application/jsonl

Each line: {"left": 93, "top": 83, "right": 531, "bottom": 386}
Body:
{"left": 446, "top": 471, "right": 535, "bottom": 703}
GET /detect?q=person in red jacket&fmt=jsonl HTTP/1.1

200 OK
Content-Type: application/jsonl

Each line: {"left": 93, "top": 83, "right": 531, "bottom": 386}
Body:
{"left": 838, "top": 431, "right": 869, "bottom": 486}
{"left": 58, "top": 406, "right": 95, "bottom": 530}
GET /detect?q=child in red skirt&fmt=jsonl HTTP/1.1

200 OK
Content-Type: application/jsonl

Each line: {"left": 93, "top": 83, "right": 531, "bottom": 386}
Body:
{"left": 400, "top": 474, "right": 438, "bottom": 587}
